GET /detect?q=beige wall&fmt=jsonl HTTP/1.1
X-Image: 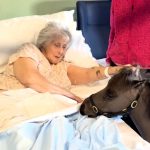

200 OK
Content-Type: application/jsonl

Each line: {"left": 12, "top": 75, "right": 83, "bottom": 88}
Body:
{"left": 0, "top": 0, "right": 76, "bottom": 20}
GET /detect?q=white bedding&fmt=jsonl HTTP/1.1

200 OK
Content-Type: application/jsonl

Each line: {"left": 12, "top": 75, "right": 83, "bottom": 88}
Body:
{"left": 0, "top": 78, "right": 108, "bottom": 132}
{"left": 0, "top": 11, "right": 150, "bottom": 149}
{"left": 0, "top": 79, "right": 150, "bottom": 150}
{"left": 0, "top": 88, "right": 79, "bottom": 132}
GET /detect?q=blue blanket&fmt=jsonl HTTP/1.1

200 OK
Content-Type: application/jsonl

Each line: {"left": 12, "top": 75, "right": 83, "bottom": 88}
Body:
{"left": 0, "top": 113, "right": 128, "bottom": 150}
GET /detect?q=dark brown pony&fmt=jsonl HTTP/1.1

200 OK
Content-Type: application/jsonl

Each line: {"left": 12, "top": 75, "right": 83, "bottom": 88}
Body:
{"left": 80, "top": 67, "right": 150, "bottom": 143}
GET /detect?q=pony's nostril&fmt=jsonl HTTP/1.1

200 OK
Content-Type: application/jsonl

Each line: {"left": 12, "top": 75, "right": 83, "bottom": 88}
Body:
{"left": 80, "top": 104, "right": 85, "bottom": 115}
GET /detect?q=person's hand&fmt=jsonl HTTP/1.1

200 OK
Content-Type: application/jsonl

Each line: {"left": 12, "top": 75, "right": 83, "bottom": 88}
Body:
{"left": 65, "top": 92, "right": 83, "bottom": 103}
{"left": 72, "top": 95, "right": 83, "bottom": 103}
{"left": 48, "top": 84, "right": 83, "bottom": 103}
{"left": 105, "top": 64, "right": 135, "bottom": 77}
{"left": 106, "top": 66, "right": 123, "bottom": 76}
{"left": 59, "top": 88, "right": 83, "bottom": 103}
{"left": 122, "top": 64, "right": 136, "bottom": 71}
{"left": 112, "top": 64, "right": 133, "bottom": 74}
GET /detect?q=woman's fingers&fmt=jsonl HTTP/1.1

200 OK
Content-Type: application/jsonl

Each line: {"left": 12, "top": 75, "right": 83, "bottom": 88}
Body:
{"left": 73, "top": 96, "right": 83, "bottom": 103}
{"left": 63, "top": 90, "right": 83, "bottom": 103}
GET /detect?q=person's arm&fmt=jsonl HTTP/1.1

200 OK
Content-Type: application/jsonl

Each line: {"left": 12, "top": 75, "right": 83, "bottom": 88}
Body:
{"left": 67, "top": 64, "right": 123, "bottom": 85}
{"left": 13, "top": 57, "right": 82, "bottom": 102}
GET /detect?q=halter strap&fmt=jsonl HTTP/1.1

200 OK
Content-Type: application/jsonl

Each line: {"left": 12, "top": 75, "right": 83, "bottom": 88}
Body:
{"left": 90, "top": 95, "right": 102, "bottom": 115}
{"left": 89, "top": 82, "right": 144, "bottom": 118}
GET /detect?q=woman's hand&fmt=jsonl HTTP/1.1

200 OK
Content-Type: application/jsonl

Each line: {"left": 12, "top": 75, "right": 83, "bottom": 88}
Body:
{"left": 107, "top": 64, "right": 133, "bottom": 76}
{"left": 59, "top": 88, "right": 83, "bottom": 103}
{"left": 72, "top": 95, "right": 83, "bottom": 103}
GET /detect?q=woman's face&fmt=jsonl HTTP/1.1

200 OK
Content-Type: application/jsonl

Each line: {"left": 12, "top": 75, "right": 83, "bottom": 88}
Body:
{"left": 42, "top": 36, "right": 70, "bottom": 64}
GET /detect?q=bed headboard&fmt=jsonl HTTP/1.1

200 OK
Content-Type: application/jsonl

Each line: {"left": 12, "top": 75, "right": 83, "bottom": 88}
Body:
{"left": 76, "top": 0, "right": 111, "bottom": 59}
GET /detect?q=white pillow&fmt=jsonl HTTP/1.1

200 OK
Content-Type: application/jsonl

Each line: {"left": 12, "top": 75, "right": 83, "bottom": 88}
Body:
{"left": 65, "top": 30, "right": 98, "bottom": 67}
{"left": 0, "top": 10, "right": 76, "bottom": 72}
{"left": 0, "top": 10, "right": 97, "bottom": 73}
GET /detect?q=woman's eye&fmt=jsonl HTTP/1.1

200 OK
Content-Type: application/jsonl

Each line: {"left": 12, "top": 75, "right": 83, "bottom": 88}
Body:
{"left": 55, "top": 44, "right": 60, "bottom": 48}
{"left": 63, "top": 46, "right": 67, "bottom": 50}
{"left": 63, "top": 45, "right": 66, "bottom": 48}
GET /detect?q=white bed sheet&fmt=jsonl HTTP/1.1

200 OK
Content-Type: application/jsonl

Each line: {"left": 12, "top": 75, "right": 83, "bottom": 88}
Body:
{"left": 0, "top": 78, "right": 150, "bottom": 149}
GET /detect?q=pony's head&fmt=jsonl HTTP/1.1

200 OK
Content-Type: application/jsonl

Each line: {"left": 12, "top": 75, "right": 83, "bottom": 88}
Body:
{"left": 80, "top": 67, "right": 150, "bottom": 118}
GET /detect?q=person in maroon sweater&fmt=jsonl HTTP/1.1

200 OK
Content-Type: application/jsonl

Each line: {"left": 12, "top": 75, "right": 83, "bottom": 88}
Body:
{"left": 106, "top": 0, "right": 150, "bottom": 68}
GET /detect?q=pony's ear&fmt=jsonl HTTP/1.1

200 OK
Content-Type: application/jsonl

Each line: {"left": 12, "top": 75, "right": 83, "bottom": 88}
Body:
{"left": 140, "top": 69, "right": 150, "bottom": 80}
{"left": 132, "top": 80, "right": 144, "bottom": 88}
{"left": 129, "top": 67, "right": 141, "bottom": 81}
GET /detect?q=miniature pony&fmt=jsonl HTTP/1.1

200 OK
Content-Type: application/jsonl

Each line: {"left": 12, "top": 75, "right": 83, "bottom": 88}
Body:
{"left": 80, "top": 67, "right": 150, "bottom": 143}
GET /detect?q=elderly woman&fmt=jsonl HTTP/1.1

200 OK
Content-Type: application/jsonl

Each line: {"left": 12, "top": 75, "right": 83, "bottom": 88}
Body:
{"left": 0, "top": 22, "right": 123, "bottom": 102}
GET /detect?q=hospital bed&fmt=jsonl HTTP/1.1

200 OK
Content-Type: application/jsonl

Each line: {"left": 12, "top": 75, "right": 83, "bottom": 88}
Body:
{"left": 0, "top": 1, "right": 150, "bottom": 149}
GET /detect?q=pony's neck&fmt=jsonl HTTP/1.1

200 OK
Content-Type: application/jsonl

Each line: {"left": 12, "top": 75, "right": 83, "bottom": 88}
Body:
{"left": 130, "top": 87, "right": 150, "bottom": 143}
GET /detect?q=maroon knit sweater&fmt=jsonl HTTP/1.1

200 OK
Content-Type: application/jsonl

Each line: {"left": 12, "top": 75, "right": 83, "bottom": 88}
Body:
{"left": 106, "top": 0, "right": 150, "bottom": 68}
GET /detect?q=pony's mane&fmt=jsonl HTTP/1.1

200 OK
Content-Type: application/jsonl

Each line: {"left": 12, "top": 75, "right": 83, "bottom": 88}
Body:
{"left": 109, "top": 68, "right": 133, "bottom": 88}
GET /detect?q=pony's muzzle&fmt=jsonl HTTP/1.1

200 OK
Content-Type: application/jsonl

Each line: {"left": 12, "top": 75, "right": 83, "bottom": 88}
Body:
{"left": 80, "top": 104, "right": 85, "bottom": 115}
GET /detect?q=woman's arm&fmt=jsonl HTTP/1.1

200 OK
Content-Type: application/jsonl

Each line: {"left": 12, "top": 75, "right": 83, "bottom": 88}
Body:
{"left": 13, "top": 57, "right": 82, "bottom": 102}
{"left": 67, "top": 64, "right": 123, "bottom": 85}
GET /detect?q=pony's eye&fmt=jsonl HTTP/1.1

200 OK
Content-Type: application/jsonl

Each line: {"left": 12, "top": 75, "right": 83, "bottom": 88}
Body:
{"left": 103, "top": 89, "right": 117, "bottom": 100}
